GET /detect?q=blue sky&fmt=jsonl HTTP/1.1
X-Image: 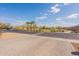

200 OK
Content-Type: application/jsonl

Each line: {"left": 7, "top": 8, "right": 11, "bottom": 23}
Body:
{"left": 0, "top": 3, "right": 79, "bottom": 27}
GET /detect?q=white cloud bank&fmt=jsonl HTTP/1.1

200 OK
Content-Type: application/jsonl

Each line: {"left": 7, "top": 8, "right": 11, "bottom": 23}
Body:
{"left": 56, "top": 13, "right": 79, "bottom": 21}
{"left": 67, "top": 13, "right": 79, "bottom": 19}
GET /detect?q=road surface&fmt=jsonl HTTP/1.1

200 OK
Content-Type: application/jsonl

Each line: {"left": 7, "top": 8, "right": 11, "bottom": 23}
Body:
{"left": 0, "top": 32, "right": 76, "bottom": 56}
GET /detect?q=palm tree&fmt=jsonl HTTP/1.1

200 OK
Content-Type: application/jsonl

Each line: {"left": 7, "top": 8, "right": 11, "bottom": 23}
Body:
{"left": 30, "top": 21, "right": 35, "bottom": 31}
{"left": 25, "top": 22, "right": 30, "bottom": 31}
{"left": 25, "top": 21, "right": 37, "bottom": 32}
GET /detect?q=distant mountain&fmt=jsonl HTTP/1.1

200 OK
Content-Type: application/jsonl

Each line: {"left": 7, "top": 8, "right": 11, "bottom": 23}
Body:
{"left": 67, "top": 25, "right": 79, "bottom": 33}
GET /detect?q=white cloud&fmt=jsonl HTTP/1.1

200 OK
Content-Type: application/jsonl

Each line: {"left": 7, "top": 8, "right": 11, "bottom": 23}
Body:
{"left": 50, "top": 8, "right": 60, "bottom": 14}
{"left": 52, "top": 4, "right": 59, "bottom": 8}
{"left": 36, "top": 16, "right": 47, "bottom": 20}
{"left": 67, "top": 13, "right": 79, "bottom": 19}
{"left": 50, "top": 4, "right": 61, "bottom": 14}
{"left": 56, "top": 18, "right": 62, "bottom": 21}
{"left": 41, "top": 3, "right": 71, "bottom": 16}
{"left": 64, "top": 3, "right": 70, "bottom": 5}
{"left": 49, "top": 3, "right": 71, "bottom": 14}
{"left": 55, "top": 13, "right": 79, "bottom": 21}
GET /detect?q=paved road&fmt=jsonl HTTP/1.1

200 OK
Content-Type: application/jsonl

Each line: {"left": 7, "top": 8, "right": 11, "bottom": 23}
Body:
{"left": 0, "top": 32, "right": 75, "bottom": 56}
{"left": 2, "top": 30, "right": 79, "bottom": 40}
{"left": 36, "top": 32, "right": 79, "bottom": 40}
